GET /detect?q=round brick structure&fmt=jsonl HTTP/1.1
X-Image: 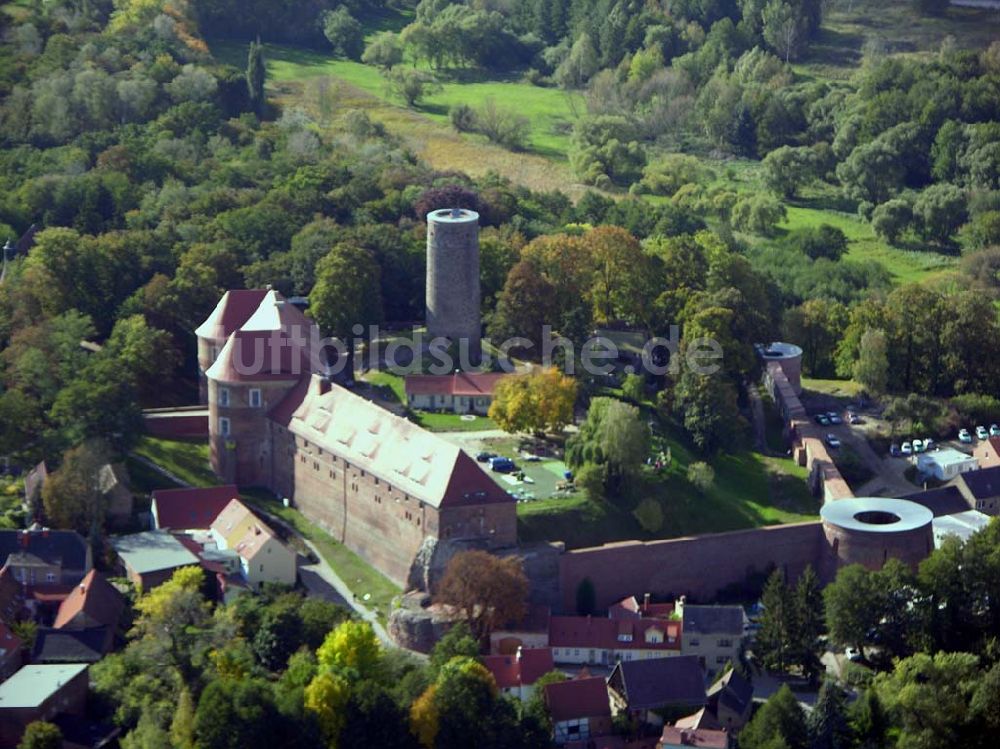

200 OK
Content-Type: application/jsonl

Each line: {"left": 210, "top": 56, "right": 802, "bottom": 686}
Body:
{"left": 426, "top": 208, "right": 481, "bottom": 364}
{"left": 759, "top": 341, "right": 804, "bottom": 395}
{"left": 821, "top": 497, "right": 934, "bottom": 575}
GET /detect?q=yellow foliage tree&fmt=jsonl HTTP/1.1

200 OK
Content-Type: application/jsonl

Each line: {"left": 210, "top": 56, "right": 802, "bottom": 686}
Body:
{"left": 489, "top": 368, "right": 577, "bottom": 435}
{"left": 316, "top": 620, "right": 381, "bottom": 678}
{"left": 305, "top": 671, "right": 351, "bottom": 746}
{"left": 409, "top": 684, "right": 439, "bottom": 749}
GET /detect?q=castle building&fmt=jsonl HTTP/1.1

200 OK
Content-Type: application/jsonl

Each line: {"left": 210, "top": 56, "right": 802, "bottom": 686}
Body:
{"left": 198, "top": 288, "right": 517, "bottom": 587}
{"left": 425, "top": 208, "right": 482, "bottom": 363}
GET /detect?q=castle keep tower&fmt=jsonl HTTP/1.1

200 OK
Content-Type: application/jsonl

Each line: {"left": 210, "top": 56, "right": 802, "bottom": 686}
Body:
{"left": 426, "top": 208, "right": 481, "bottom": 364}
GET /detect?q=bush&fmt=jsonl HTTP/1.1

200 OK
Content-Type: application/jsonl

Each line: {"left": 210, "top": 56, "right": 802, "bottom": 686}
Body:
{"left": 951, "top": 393, "right": 1000, "bottom": 426}
{"left": 786, "top": 225, "right": 849, "bottom": 261}
{"left": 470, "top": 98, "right": 530, "bottom": 151}
{"left": 687, "top": 461, "right": 716, "bottom": 493}
{"left": 731, "top": 194, "right": 787, "bottom": 236}
{"left": 449, "top": 104, "right": 477, "bottom": 133}
{"left": 634, "top": 497, "right": 664, "bottom": 532}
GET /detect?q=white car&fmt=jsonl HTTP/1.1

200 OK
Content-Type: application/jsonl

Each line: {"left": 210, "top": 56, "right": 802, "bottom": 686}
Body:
{"left": 845, "top": 646, "right": 863, "bottom": 662}
{"left": 959, "top": 429, "right": 972, "bottom": 444}
{"left": 912, "top": 439, "right": 924, "bottom": 453}
{"left": 977, "top": 426, "right": 989, "bottom": 441}
{"left": 991, "top": 424, "right": 1000, "bottom": 437}
{"left": 901, "top": 442, "right": 913, "bottom": 455}
{"left": 826, "top": 434, "right": 841, "bottom": 448}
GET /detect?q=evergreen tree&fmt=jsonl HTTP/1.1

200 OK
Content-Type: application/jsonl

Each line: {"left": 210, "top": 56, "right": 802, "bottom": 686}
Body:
{"left": 808, "top": 680, "right": 853, "bottom": 749}
{"left": 757, "top": 569, "right": 795, "bottom": 672}
{"left": 849, "top": 689, "right": 889, "bottom": 749}
{"left": 246, "top": 40, "right": 265, "bottom": 115}
{"left": 793, "top": 565, "right": 824, "bottom": 682}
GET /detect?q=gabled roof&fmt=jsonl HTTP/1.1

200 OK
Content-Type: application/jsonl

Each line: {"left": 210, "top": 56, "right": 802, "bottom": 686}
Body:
{"left": 31, "top": 627, "right": 108, "bottom": 663}
{"left": 609, "top": 595, "right": 675, "bottom": 621}
{"left": 205, "top": 328, "right": 312, "bottom": 384}
{"left": 658, "top": 725, "right": 728, "bottom": 749}
{"left": 53, "top": 570, "right": 124, "bottom": 631}
{"left": 706, "top": 669, "right": 753, "bottom": 717}
{"left": 545, "top": 676, "right": 611, "bottom": 723}
{"left": 959, "top": 465, "right": 1000, "bottom": 499}
{"left": 211, "top": 498, "right": 283, "bottom": 562}
{"left": 110, "top": 531, "right": 200, "bottom": 575}
{"left": 0, "top": 529, "right": 89, "bottom": 572}
{"left": 682, "top": 606, "right": 744, "bottom": 636}
{"left": 675, "top": 708, "right": 722, "bottom": 731}
{"left": 195, "top": 289, "right": 270, "bottom": 340}
{"left": 286, "top": 377, "right": 513, "bottom": 510}
{"left": 152, "top": 485, "right": 240, "bottom": 531}
{"left": 483, "top": 648, "right": 555, "bottom": 689}
{"left": 609, "top": 656, "right": 706, "bottom": 711}
{"left": 0, "top": 663, "right": 88, "bottom": 708}
{"left": 404, "top": 372, "right": 508, "bottom": 398}
{"left": 549, "top": 615, "right": 681, "bottom": 653}
{"left": 901, "top": 486, "right": 971, "bottom": 517}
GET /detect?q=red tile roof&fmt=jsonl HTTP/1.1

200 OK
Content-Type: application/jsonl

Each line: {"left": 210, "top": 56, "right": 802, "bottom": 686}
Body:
{"left": 675, "top": 708, "right": 722, "bottom": 731}
{"left": 658, "top": 726, "right": 729, "bottom": 749}
{"left": 404, "top": 372, "right": 508, "bottom": 397}
{"left": 152, "top": 485, "right": 240, "bottom": 531}
{"left": 549, "top": 615, "right": 681, "bottom": 652}
{"left": 483, "top": 648, "right": 555, "bottom": 689}
{"left": 53, "top": 570, "right": 124, "bottom": 630}
{"left": 545, "top": 676, "right": 611, "bottom": 723}
{"left": 195, "top": 289, "right": 270, "bottom": 341}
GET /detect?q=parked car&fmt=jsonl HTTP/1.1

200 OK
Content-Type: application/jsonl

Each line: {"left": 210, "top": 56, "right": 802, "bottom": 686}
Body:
{"left": 902, "top": 442, "right": 913, "bottom": 455}
{"left": 828, "top": 412, "right": 843, "bottom": 425}
{"left": 912, "top": 439, "right": 924, "bottom": 453}
{"left": 476, "top": 451, "right": 496, "bottom": 463}
{"left": 890, "top": 443, "right": 902, "bottom": 457}
{"left": 977, "top": 426, "right": 989, "bottom": 440}
{"left": 489, "top": 456, "right": 516, "bottom": 473}
{"left": 959, "top": 429, "right": 972, "bottom": 444}
{"left": 991, "top": 424, "right": 1000, "bottom": 437}
{"left": 845, "top": 646, "right": 863, "bottom": 662}
{"left": 826, "top": 434, "right": 841, "bottom": 448}
{"left": 814, "top": 414, "right": 830, "bottom": 426}
{"left": 849, "top": 414, "right": 863, "bottom": 425}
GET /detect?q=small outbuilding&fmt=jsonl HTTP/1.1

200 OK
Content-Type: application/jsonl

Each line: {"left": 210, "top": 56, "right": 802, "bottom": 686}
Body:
{"left": 914, "top": 448, "right": 978, "bottom": 481}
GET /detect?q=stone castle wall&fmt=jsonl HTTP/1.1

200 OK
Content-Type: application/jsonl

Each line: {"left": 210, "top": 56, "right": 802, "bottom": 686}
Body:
{"left": 558, "top": 522, "right": 828, "bottom": 611}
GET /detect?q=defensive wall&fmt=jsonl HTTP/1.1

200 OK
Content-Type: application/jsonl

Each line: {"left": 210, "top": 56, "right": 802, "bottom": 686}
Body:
{"left": 142, "top": 407, "right": 209, "bottom": 439}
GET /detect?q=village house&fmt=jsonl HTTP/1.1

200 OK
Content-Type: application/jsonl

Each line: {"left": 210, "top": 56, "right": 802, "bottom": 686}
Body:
{"left": 914, "top": 448, "right": 979, "bottom": 482}
{"left": 549, "top": 614, "right": 682, "bottom": 666}
{"left": 151, "top": 484, "right": 239, "bottom": 531}
{"left": 489, "top": 605, "right": 552, "bottom": 655}
{"left": 482, "top": 647, "right": 555, "bottom": 701}
{"left": 404, "top": 372, "right": 507, "bottom": 415}
{"left": 110, "top": 530, "right": 201, "bottom": 591}
{"left": 973, "top": 436, "right": 1000, "bottom": 469}
{"left": 0, "top": 528, "right": 91, "bottom": 590}
{"left": 544, "top": 675, "right": 613, "bottom": 745}
{"left": 31, "top": 628, "right": 108, "bottom": 665}
{"left": 0, "top": 663, "right": 89, "bottom": 746}
{"left": 955, "top": 465, "right": 1000, "bottom": 515}
{"left": 208, "top": 498, "right": 297, "bottom": 589}
{"left": 97, "top": 462, "right": 134, "bottom": 528}
{"left": 705, "top": 669, "right": 753, "bottom": 730}
{"left": 608, "top": 656, "right": 707, "bottom": 727}
{"left": 657, "top": 725, "right": 730, "bottom": 749}
{"left": 678, "top": 599, "right": 746, "bottom": 677}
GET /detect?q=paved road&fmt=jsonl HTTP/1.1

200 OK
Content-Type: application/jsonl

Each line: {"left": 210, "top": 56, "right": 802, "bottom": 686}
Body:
{"left": 299, "top": 538, "right": 393, "bottom": 646}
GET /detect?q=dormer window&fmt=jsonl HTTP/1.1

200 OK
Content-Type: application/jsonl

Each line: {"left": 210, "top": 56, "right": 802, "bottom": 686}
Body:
{"left": 219, "top": 387, "right": 230, "bottom": 407}
{"left": 617, "top": 633, "right": 633, "bottom": 643}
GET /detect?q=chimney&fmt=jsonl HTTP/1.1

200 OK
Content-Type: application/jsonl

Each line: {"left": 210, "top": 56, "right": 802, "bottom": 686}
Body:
{"left": 677, "top": 595, "right": 686, "bottom": 618}
{"left": 515, "top": 645, "right": 523, "bottom": 662}
{"left": 19, "top": 531, "right": 29, "bottom": 548}
{"left": 643, "top": 592, "right": 650, "bottom": 612}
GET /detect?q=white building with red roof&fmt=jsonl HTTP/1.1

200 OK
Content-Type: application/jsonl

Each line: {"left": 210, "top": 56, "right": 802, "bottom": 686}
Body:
{"left": 482, "top": 646, "right": 555, "bottom": 701}
{"left": 404, "top": 372, "right": 508, "bottom": 415}
{"left": 209, "top": 498, "right": 296, "bottom": 590}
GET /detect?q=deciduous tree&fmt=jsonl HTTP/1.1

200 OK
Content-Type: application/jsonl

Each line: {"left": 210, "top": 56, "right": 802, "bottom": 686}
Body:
{"left": 436, "top": 551, "right": 527, "bottom": 642}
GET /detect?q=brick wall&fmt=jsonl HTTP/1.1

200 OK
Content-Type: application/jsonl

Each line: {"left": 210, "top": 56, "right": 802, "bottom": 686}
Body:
{"left": 559, "top": 522, "right": 827, "bottom": 611}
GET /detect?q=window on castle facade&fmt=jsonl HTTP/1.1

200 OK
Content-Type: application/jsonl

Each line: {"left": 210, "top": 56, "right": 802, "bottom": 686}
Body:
{"left": 218, "top": 388, "right": 230, "bottom": 407}
{"left": 219, "top": 417, "right": 230, "bottom": 436}
{"left": 249, "top": 388, "right": 262, "bottom": 408}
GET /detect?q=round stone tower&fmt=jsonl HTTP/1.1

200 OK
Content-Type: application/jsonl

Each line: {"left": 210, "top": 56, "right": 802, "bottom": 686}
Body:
{"left": 426, "top": 208, "right": 481, "bottom": 364}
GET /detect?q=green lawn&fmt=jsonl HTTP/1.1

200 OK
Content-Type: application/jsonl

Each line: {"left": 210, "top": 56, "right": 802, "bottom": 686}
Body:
{"left": 517, "top": 414, "right": 819, "bottom": 550}
{"left": 801, "top": 377, "right": 863, "bottom": 399}
{"left": 211, "top": 40, "right": 582, "bottom": 159}
{"left": 129, "top": 436, "right": 400, "bottom": 623}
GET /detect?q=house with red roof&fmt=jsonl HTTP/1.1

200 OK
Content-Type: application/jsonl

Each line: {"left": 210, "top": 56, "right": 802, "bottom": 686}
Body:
{"left": 549, "top": 614, "right": 682, "bottom": 666}
{"left": 482, "top": 646, "right": 555, "bottom": 701}
{"left": 209, "top": 498, "right": 296, "bottom": 589}
{"left": 404, "top": 372, "right": 508, "bottom": 415}
{"left": 658, "top": 725, "right": 730, "bottom": 749}
{"left": 53, "top": 570, "right": 124, "bottom": 637}
{"left": 151, "top": 485, "right": 240, "bottom": 531}
{"left": 544, "top": 675, "right": 613, "bottom": 745}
